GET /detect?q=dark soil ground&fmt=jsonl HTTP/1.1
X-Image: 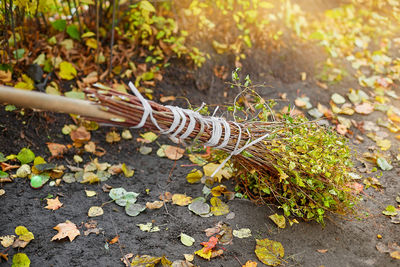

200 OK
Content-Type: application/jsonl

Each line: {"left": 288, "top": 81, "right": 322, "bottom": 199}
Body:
{"left": 1, "top": 12, "right": 400, "bottom": 267}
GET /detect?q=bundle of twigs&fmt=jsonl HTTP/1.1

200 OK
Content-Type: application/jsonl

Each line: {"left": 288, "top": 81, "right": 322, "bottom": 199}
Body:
{"left": 0, "top": 83, "right": 358, "bottom": 224}
{"left": 84, "top": 83, "right": 358, "bottom": 224}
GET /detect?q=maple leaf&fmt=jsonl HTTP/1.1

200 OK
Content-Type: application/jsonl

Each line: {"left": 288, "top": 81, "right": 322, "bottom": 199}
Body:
{"left": 51, "top": 220, "right": 80, "bottom": 242}
{"left": 45, "top": 196, "right": 63, "bottom": 210}
{"left": 200, "top": 236, "right": 218, "bottom": 253}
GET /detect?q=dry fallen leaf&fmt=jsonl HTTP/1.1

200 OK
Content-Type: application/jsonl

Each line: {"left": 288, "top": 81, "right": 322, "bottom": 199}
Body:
{"left": 51, "top": 220, "right": 80, "bottom": 242}
{"left": 47, "top": 143, "right": 67, "bottom": 158}
{"left": 355, "top": 102, "right": 374, "bottom": 114}
{"left": 106, "top": 131, "right": 121, "bottom": 143}
{"left": 172, "top": 194, "right": 192, "bottom": 206}
{"left": 243, "top": 260, "right": 258, "bottom": 267}
{"left": 88, "top": 206, "right": 104, "bottom": 217}
{"left": 45, "top": 196, "right": 63, "bottom": 210}
{"left": 70, "top": 126, "right": 91, "bottom": 144}
{"left": 159, "top": 192, "right": 172, "bottom": 202}
{"left": 108, "top": 235, "right": 119, "bottom": 244}
{"left": 146, "top": 200, "right": 164, "bottom": 209}
{"left": 165, "top": 146, "right": 185, "bottom": 160}
{"left": 317, "top": 249, "right": 328, "bottom": 253}
{"left": 0, "top": 235, "right": 15, "bottom": 248}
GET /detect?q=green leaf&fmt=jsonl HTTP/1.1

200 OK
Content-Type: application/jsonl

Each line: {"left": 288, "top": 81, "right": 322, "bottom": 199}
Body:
{"left": 17, "top": 148, "right": 35, "bottom": 164}
{"left": 377, "top": 157, "right": 393, "bottom": 171}
{"left": 12, "top": 253, "right": 30, "bottom": 267}
{"left": 180, "top": 233, "right": 195, "bottom": 246}
{"left": 115, "top": 192, "right": 139, "bottom": 207}
{"left": 255, "top": 238, "right": 284, "bottom": 266}
{"left": 0, "top": 171, "right": 9, "bottom": 178}
{"left": 125, "top": 203, "right": 146, "bottom": 216}
{"left": 51, "top": 19, "right": 66, "bottom": 31}
{"left": 0, "top": 152, "right": 7, "bottom": 162}
{"left": 382, "top": 205, "right": 398, "bottom": 216}
{"left": 109, "top": 187, "right": 127, "bottom": 200}
{"left": 5, "top": 104, "right": 16, "bottom": 111}
{"left": 66, "top": 25, "right": 80, "bottom": 40}
{"left": 13, "top": 48, "right": 25, "bottom": 60}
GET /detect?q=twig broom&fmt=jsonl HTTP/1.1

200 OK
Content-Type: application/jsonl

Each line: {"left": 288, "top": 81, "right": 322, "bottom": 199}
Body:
{"left": 0, "top": 83, "right": 358, "bottom": 224}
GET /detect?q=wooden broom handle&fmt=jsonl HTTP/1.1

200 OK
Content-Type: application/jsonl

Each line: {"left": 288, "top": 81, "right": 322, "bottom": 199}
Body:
{"left": 0, "top": 85, "right": 123, "bottom": 121}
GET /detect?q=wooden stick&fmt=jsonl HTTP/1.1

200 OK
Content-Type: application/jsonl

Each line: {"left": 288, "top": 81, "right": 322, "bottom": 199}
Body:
{"left": 0, "top": 85, "right": 124, "bottom": 121}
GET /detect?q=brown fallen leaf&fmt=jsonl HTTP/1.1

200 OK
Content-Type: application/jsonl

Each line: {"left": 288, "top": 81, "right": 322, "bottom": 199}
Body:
{"left": 165, "top": 146, "right": 185, "bottom": 160}
{"left": 106, "top": 131, "right": 121, "bottom": 143}
{"left": 45, "top": 196, "right": 63, "bottom": 210}
{"left": 1, "top": 162, "right": 19, "bottom": 172}
{"left": 70, "top": 126, "right": 91, "bottom": 144}
{"left": 159, "top": 191, "right": 172, "bottom": 202}
{"left": 51, "top": 220, "right": 80, "bottom": 242}
{"left": 317, "top": 249, "right": 328, "bottom": 253}
{"left": 160, "top": 95, "right": 176, "bottom": 103}
{"left": 47, "top": 143, "right": 67, "bottom": 158}
{"left": 146, "top": 200, "right": 164, "bottom": 209}
{"left": 0, "top": 252, "right": 8, "bottom": 261}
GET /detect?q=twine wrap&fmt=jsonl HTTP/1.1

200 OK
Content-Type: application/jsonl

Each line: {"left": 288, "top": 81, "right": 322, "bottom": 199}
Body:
{"left": 85, "top": 81, "right": 274, "bottom": 178}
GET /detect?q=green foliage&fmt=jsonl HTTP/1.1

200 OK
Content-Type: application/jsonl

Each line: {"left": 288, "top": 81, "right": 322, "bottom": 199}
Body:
{"left": 221, "top": 71, "right": 358, "bottom": 224}
{"left": 66, "top": 25, "right": 80, "bottom": 40}
{"left": 51, "top": 19, "right": 66, "bottom": 31}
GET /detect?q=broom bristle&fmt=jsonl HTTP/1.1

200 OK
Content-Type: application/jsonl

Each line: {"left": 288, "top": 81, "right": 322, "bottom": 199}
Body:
{"left": 84, "top": 87, "right": 358, "bottom": 224}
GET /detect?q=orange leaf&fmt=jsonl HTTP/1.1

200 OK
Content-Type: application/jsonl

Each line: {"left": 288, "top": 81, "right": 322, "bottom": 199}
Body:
{"left": 46, "top": 143, "right": 67, "bottom": 157}
{"left": 45, "top": 196, "right": 63, "bottom": 210}
{"left": 51, "top": 220, "right": 80, "bottom": 242}
{"left": 242, "top": 260, "right": 257, "bottom": 267}
{"left": 201, "top": 236, "right": 218, "bottom": 253}
{"left": 108, "top": 235, "right": 119, "bottom": 244}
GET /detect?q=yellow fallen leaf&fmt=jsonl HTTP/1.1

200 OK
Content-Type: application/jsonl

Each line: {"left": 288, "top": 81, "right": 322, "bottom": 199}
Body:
{"left": 242, "top": 260, "right": 258, "bottom": 267}
{"left": 210, "top": 197, "right": 229, "bottom": 216}
{"left": 203, "top": 163, "right": 232, "bottom": 182}
{"left": 269, "top": 213, "right": 286, "bottom": 229}
{"left": 172, "top": 194, "right": 192, "bottom": 206}
{"left": 85, "top": 38, "right": 98, "bottom": 49}
{"left": 255, "top": 238, "right": 284, "bottom": 266}
{"left": 186, "top": 169, "right": 203, "bottom": 184}
{"left": 59, "top": 61, "right": 77, "bottom": 80}
{"left": 15, "top": 74, "right": 35, "bottom": 90}
{"left": 195, "top": 248, "right": 212, "bottom": 260}
{"left": 88, "top": 206, "right": 104, "bottom": 217}
{"left": 377, "top": 139, "right": 391, "bottom": 151}
{"left": 85, "top": 190, "right": 97, "bottom": 197}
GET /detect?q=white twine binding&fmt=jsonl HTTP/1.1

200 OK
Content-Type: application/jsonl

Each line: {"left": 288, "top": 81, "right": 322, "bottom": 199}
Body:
{"left": 127, "top": 82, "right": 270, "bottom": 178}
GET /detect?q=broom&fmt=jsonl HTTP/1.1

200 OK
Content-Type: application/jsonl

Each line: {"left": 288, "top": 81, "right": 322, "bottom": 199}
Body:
{"left": 0, "top": 83, "right": 358, "bottom": 224}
